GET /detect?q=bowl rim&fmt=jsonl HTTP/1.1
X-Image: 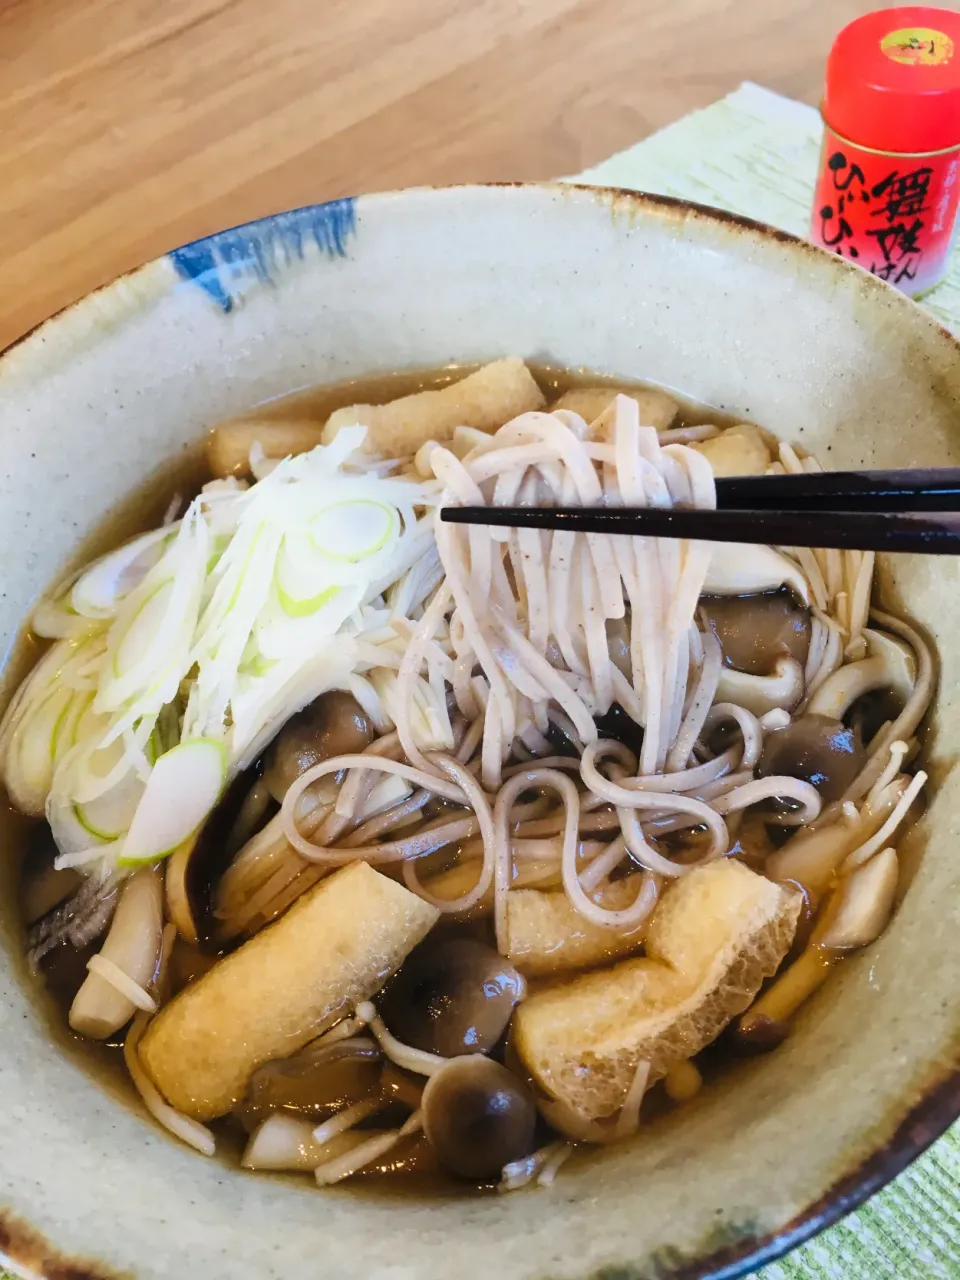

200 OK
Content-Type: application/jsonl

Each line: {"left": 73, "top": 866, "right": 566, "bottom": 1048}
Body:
{"left": 6, "top": 178, "right": 960, "bottom": 369}
{"left": 1, "top": 180, "right": 959, "bottom": 1280}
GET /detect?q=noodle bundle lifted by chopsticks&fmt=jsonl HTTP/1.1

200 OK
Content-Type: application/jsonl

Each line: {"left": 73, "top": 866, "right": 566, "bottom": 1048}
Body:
{"left": 422, "top": 395, "right": 717, "bottom": 787}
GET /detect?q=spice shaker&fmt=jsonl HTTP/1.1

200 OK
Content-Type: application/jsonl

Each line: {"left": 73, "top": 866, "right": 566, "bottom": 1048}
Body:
{"left": 811, "top": 7, "right": 960, "bottom": 296}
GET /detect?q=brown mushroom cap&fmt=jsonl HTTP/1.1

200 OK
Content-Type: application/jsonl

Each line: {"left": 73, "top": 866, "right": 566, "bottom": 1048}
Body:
{"left": 757, "top": 715, "right": 866, "bottom": 802}
{"left": 237, "top": 1034, "right": 382, "bottom": 1131}
{"left": 263, "top": 690, "right": 374, "bottom": 802}
{"left": 380, "top": 937, "right": 525, "bottom": 1057}
{"left": 421, "top": 1055, "right": 537, "bottom": 1179}
{"left": 700, "top": 589, "right": 811, "bottom": 676}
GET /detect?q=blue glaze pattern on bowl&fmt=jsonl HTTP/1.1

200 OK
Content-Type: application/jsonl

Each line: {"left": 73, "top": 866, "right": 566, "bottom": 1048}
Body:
{"left": 169, "top": 198, "right": 357, "bottom": 311}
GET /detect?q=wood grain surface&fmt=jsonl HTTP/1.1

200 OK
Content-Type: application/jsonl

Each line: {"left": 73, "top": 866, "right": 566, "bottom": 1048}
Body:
{"left": 0, "top": 0, "right": 898, "bottom": 350}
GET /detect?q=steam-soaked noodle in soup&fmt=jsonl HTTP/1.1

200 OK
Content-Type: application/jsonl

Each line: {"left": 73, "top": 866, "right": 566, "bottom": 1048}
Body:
{"left": 3, "top": 360, "right": 932, "bottom": 1189}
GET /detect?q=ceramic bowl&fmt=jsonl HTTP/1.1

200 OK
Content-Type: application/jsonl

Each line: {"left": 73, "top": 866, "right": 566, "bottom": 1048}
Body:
{"left": 1, "top": 184, "right": 959, "bottom": 1280}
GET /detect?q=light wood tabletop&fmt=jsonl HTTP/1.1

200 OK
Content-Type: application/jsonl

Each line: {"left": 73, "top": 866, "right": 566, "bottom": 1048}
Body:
{"left": 1, "top": 0, "right": 897, "bottom": 351}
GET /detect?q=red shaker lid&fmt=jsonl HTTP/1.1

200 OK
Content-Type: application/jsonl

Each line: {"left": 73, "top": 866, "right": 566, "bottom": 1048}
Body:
{"left": 824, "top": 7, "right": 960, "bottom": 153}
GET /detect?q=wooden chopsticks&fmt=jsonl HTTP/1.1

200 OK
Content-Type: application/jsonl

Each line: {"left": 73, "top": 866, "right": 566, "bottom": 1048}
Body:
{"left": 439, "top": 467, "right": 960, "bottom": 554}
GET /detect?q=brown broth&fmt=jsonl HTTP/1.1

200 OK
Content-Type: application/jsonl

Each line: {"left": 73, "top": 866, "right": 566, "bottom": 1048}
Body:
{"left": 233, "top": 361, "right": 740, "bottom": 433}
{"left": 0, "top": 362, "right": 925, "bottom": 1194}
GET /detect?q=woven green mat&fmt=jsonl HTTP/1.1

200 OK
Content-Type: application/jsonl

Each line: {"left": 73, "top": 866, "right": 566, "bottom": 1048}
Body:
{"left": 574, "top": 82, "right": 960, "bottom": 1280}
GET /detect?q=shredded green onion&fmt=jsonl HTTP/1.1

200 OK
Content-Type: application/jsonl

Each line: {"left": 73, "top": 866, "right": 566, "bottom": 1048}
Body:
{"left": 2, "top": 427, "right": 436, "bottom": 873}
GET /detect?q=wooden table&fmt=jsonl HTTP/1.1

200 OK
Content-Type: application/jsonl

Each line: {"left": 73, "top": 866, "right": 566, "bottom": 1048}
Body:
{"left": 0, "top": 0, "right": 895, "bottom": 351}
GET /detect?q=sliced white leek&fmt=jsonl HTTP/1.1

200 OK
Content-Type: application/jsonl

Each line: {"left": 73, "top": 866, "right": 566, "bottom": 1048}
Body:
{"left": 309, "top": 499, "right": 398, "bottom": 562}
{"left": 278, "top": 581, "right": 340, "bottom": 618}
{"left": 75, "top": 768, "right": 146, "bottom": 842}
{"left": 0, "top": 637, "right": 86, "bottom": 760}
{"left": 111, "top": 578, "right": 176, "bottom": 680}
{"left": 274, "top": 538, "right": 341, "bottom": 618}
{"left": 71, "top": 526, "right": 172, "bottom": 618}
{"left": 33, "top": 588, "right": 101, "bottom": 640}
{"left": 54, "top": 691, "right": 95, "bottom": 763}
{"left": 255, "top": 585, "right": 365, "bottom": 663}
{"left": 47, "top": 762, "right": 112, "bottom": 856}
{"left": 3, "top": 685, "right": 77, "bottom": 816}
{"left": 118, "top": 738, "right": 227, "bottom": 867}
{"left": 97, "top": 513, "right": 207, "bottom": 715}
{"left": 5, "top": 434, "right": 436, "bottom": 860}
{"left": 70, "top": 731, "right": 129, "bottom": 805}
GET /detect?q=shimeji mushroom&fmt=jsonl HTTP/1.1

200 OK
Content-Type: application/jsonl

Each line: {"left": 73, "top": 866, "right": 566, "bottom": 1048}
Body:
{"left": 739, "top": 848, "right": 900, "bottom": 1038}
{"left": 421, "top": 1056, "right": 537, "bottom": 1180}
{"left": 805, "top": 628, "right": 915, "bottom": 722}
{"left": 699, "top": 589, "right": 812, "bottom": 676}
{"left": 70, "top": 868, "right": 163, "bottom": 1039}
{"left": 821, "top": 847, "right": 899, "bottom": 950}
{"left": 757, "top": 715, "right": 866, "bottom": 803}
{"left": 767, "top": 772, "right": 916, "bottom": 895}
{"left": 702, "top": 543, "right": 810, "bottom": 603}
{"left": 715, "top": 656, "right": 806, "bottom": 717}
{"left": 263, "top": 691, "right": 374, "bottom": 804}
{"left": 380, "top": 937, "right": 526, "bottom": 1057}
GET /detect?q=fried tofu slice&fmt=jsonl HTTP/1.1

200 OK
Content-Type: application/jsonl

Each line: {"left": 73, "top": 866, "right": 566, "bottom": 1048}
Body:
{"left": 691, "top": 423, "right": 771, "bottom": 476}
{"left": 514, "top": 859, "right": 801, "bottom": 1120}
{"left": 551, "top": 386, "right": 678, "bottom": 431}
{"left": 206, "top": 419, "right": 325, "bottom": 478}
{"left": 505, "top": 875, "right": 649, "bottom": 976}
{"left": 322, "top": 358, "right": 544, "bottom": 456}
{"left": 140, "top": 862, "right": 438, "bottom": 1119}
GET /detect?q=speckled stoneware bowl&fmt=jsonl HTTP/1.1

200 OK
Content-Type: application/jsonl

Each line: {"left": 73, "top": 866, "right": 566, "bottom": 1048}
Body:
{"left": 1, "top": 184, "right": 959, "bottom": 1280}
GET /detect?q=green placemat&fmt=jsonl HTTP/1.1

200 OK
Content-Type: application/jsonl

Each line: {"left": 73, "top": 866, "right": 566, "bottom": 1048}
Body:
{"left": 572, "top": 81, "right": 960, "bottom": 1280}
